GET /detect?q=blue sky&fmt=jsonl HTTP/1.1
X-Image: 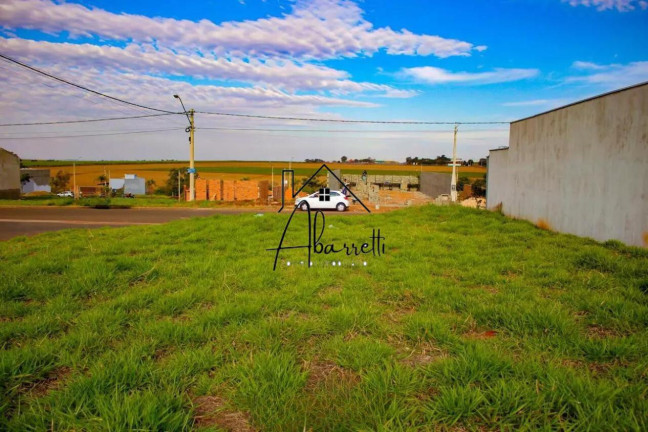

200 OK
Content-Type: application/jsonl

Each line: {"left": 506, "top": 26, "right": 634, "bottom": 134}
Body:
{"left": 0, "top": 0, "right": 646, "bottom": 161}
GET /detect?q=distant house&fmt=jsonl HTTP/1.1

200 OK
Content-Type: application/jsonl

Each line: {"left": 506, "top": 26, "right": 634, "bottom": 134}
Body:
{"left": 0, "top": 147, "right": 20, "bottom": 199}
{"left": 109, "top": 174, "right": 146, "bottom": 195}
{"left": 20, "top": 168, "right": 51, "bottom": 194}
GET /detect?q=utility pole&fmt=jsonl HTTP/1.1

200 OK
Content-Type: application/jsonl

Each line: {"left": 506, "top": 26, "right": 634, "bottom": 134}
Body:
{"left": 189, "top": 109, "right": 195, "bottom": 202}
{"left": 73, "top": 161, "right": 76, "bottom": 199}
{"left": 450, "top": 124, "right": 458, "bottom": 202}
{"left": 271, "top": 162, "right": 274, "bottom": 203}
{"left": 173, "top": 94, "right": 195, "bottom": 202}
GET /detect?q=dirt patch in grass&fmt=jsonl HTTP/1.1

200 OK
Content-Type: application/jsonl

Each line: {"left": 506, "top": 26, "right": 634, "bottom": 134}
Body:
{"left": 193, "top": 395, "right": 255, "bottom": 432}
{"left": 23, "top": 366, "right": 71, "bottom": 397}
{"left": 587, "top": 325, "right": 620, "bottom": 338}
{"left": 303, "top": 359, "right": 360, "bottom": 390}
{"left": 463, "top": 330, "right": 498, "bottom": 340}
{"left": 471, "top": 285, "right": 499, "bottom": 294}
{"left": 383, "top": 306, "right": 417, "bottom": 325}
{"left": 562, "top": 358, "right": 623, "bottom": 375}
{"left": 392, "top": 340, "right": 446, "bottom": 367}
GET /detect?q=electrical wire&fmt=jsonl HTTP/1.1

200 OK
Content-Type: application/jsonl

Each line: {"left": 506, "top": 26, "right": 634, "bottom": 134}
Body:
{"left": 0, "top": 113, "right": 181, "bottom": 127}
{"left": 0, "top": 53, "right": 180, "bottom": 114}
{"left": 0, "top": 59, "right": 189, "bottom": 129}
{"left": 196, "top": 110, "right": 510, "bottom": 125}
{"left": 0, "top": 127, "right": 183, "bottom": 140}
{"left": 197, "top": 127, "right": 507, "bottom": 133}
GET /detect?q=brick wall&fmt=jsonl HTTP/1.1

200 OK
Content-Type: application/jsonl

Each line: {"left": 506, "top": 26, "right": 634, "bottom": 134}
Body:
{"left": 258, "top": 181, "right": 269, "bottom": 203}
{"left": 235, "top": 180, "right": 259, "bottom": 201}
{"left": 195, "top": 178, "right": 208, "bottom": 201}
{"left": 208, "top": 179, "right": 220, "bottom": 201}
{"left": 221, "top": 180, "right": 235, "bottom": 201}
{"left": 190, "top": 178, "right": 265, "bottom": 202}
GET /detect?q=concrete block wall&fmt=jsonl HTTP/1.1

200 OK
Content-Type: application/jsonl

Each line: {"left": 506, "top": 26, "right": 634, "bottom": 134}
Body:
{"left": 343, "top": 174, "right": 419, "bottom": 190}
{"left": 487, "top": 82, "right": 648, "bottom": 247}
{"left": 420, "top": 172, "right": 452, "bottom": 198}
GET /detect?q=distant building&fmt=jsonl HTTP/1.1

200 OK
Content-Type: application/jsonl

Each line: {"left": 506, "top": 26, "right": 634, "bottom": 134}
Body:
{"left": 487, "top": 82, "right": 648, "bottom": 247}
{"left": 109, "top": 174, "right": 146, "bottom": 195}
{"left": 20, "top": 168, "right": 51, "bottom": 194}
{"left": 108, "top": 178, "right": 125, "bottom": 190}
{"left": 0, "top": 147, "right": 20, "bottom": 199}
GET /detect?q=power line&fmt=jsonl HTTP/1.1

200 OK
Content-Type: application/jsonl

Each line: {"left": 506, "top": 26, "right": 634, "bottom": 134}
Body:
{"left": 196, "top": 110, "right": 510, "bottom": 125}
{"left": 197, "top": 127, "right": 507, "bottom": 133}
{"left": 0, "top": 127, "right": 183, "bottom": 140}
{"left": 0, "top": 53, "right": 180, "bottom": 115}
{"left": 0, "top": 113, "right": 180, "bottom": 127}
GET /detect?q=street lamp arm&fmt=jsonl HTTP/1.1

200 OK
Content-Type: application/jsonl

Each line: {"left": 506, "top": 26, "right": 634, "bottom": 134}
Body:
{"left": 173, "top": 94, "right": 192, "bottom": 127}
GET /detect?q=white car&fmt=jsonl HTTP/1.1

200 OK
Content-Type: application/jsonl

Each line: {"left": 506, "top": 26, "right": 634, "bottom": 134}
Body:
{"left": 57, "top": 191, "right": 74, "bottom": 197}
{"left": 295, "top": 189, "right": 349, "bottom": 211}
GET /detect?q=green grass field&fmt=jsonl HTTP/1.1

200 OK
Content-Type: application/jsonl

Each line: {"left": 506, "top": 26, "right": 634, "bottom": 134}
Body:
{"left": 1, "top": 205, "right": 647, "bottom": 431}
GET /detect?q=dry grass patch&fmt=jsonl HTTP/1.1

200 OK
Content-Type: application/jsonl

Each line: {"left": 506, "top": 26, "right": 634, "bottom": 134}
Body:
{"left": 587, "top": 324, "right": 621, "bottom": 338}
{"left": 193, "top": 395, "right": 256, "bottom": 432}
{"left": 302, "top": 359, "right": 360, "bottom": 390}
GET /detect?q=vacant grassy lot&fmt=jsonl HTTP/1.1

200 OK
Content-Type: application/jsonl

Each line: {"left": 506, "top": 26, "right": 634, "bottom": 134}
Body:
{"left": 1, "top": 206, "right": 646, "bottom": 431}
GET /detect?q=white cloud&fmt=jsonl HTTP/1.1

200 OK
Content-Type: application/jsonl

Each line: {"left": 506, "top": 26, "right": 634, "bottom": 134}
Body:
{"left": 401, "top": 66, "right": 539, "bottom": 85}
{"left": 567, "top": 61, "right": 648, "bottom": 87}
{"left": 572, "top": 61, "right": 609, "bottom": 70}
{"left": 0, "top": 37, "right": 416, "bottom": 97}
{"left": 564, "top": 0, "right": 648, "bottom": 11}
{"left": 0, "top": 0, "right": 481, "bottom": 59}
{"left": 0, "top": 63, "right": 381, "bottom": 127}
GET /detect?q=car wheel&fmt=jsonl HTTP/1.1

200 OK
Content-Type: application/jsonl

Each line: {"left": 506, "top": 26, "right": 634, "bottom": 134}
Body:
{"left": 336, "top": 202, "right": 347, "bottom": 212}
{"left": 300, "top": 202, "right": 309, "bottom": 211}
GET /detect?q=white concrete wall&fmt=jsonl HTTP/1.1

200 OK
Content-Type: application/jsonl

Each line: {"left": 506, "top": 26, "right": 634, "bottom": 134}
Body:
{"left": 488, "top": 83, "right": 648, "bottom": 247}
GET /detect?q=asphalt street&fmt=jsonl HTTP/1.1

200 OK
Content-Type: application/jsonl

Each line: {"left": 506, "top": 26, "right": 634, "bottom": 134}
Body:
{"left": 0, "top": 206, "right": 251, "bottom": 241}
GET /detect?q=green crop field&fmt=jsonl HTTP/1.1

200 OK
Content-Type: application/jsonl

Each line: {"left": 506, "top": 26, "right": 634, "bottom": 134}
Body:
{"left": 1, "top": 206, "right": 647, "bottom": 431}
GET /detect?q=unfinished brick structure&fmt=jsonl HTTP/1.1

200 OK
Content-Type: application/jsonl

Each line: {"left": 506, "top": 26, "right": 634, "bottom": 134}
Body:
{"left": 188, "top": 179, "right": 269, "bottom": 202}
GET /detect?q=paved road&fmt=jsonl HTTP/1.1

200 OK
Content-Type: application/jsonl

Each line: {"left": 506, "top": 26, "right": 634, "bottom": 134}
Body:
{"left": 0, "top": 207, "right": 253, "bottom": 241}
